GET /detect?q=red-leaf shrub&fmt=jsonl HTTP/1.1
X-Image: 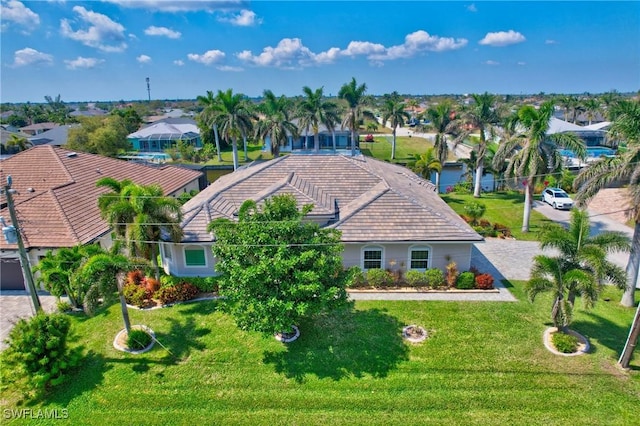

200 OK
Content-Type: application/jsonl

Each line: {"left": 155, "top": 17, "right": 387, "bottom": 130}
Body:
{"left": 144, "top": 277, "right": 160, "bottom": 298}
{"left": 475, "top": 273, "right": 494, "bottom": 289}
{"left": 176, "top": 282, "right": 199, "bottom": 301}
{"left": 155, "top": 283, "right": 200, "bottom": 305}
{"left": 126, "top": 269, "right": 146, "bottom": 286}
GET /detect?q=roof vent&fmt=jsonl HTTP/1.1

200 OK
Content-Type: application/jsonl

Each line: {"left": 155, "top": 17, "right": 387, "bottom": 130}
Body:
{"left": 27, "top": 187, "right": 35, "bottom": 192}
{"left": 66, "top": 152, "right": 78, "bottom": 158}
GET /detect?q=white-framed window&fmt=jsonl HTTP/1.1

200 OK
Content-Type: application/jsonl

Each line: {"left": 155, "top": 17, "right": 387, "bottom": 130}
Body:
{"left": 409, "top": 246, "right": 431, "bottom": 271}
{"left": 162, "top": 243, "right": 172, "bottom": 261}
{"left": 362, "top": 246, "right": 384, "bottom": 270}
{"left": 184, "top": 246, "right": 207, "bottom": 267}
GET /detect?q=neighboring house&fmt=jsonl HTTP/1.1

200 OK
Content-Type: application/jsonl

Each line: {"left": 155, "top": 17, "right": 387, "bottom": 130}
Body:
{"left": 19, "top": 122, "right": 59, "bottom": 136}
{"left": 28, "top": 124, "right": 79, "bottom": 147}
{"left": 547, "top": 117, "right": 608, "bottom": 147}
{"left": 0, "top": 146, "right": 204, "bottom": 291}
{"left": 69, "top": 108, "right": 108, "bottom": 118}
{"left": 1, "top": 128, "right": 32, "bottom": 154}
{"left": 162, "top": 154, "right": 483, "bottom": 278}
{"left": 263, "top": 121, "right": 356, "bottom": 153}
{"left": 127, "top": 117, "right": 201, "bottom": 152}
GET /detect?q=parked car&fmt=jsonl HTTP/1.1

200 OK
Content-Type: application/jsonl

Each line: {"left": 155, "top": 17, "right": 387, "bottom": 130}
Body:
{"left": 542, "top": 187, "right": 574, "bottom": 210}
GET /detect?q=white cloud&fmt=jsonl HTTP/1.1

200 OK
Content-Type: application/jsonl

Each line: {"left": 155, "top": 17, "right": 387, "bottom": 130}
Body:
{"left": 187, "top": 49, "right": 225, "bottom": 65}
{"left": 0, "top": 0, "right": 40, "bottom": 29}
{"left": 466, "top": 4, "right": 477, "bottom": 12}
{"left": 218, "top": 9, "right": 262, "bottom": 26}
{"left": 479, "top": 30, "right": 526, "bottom": 47}
{"left": 237, "top": 31, "right": 467, "bottom": 68}
{"left": 12, "top": 47, "right": 53, "bottom": 67}
{"left": 545, "top": 39, "right": 558, "bottom": 45}
{"left": 64, "top": 56, "right": 104, "bottom": 70}
{"left": 484, "top": 60, "right": 500, "bottom": 65}
{"left": 217, "top": 65, "right": 243, "bottom": 72}
{"left": 60, "top": 6, "right": 127, "bottom": 52}
{"left": 174, "top": 59, "right": 185, "bottom": 66}
{"left": 137, "top": 54, "right": 152, "bottom": 63}
{"left": 105, "top": 1, "right": 241, "bottom": 13}
{"left": 144, "top": 26, "right": 181, "bottom": 39}
{"left": 517, "top": 61, "right": 526, "bottom": 66}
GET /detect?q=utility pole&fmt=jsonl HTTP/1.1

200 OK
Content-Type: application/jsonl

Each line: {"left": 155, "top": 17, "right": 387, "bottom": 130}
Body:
{"left": 1, "top": 176, "right": 42, "bottom": 312}
{"left": 146, "top": 77, "right": 151, "bottom": 102}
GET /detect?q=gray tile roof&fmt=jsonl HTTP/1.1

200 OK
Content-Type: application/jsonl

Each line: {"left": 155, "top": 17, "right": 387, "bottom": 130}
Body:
{"left": 181, "top": 154, "right": 482, "bottom": 243}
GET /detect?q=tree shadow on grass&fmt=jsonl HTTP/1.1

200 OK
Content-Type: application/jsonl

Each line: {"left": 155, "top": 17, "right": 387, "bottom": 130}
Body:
{"left": 152, "top": 314, "right": 211, "bottom": 364}
{"left": 263, "top": 307, "right": 409, "bottom": 383}
{"left": 571, "top": 309, "right": 633, "bottom": 358}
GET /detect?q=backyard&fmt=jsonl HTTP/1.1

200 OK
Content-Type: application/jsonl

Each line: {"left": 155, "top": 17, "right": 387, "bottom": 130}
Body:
{"left": 1, "top": 282, "right": 638, "bottom": 425}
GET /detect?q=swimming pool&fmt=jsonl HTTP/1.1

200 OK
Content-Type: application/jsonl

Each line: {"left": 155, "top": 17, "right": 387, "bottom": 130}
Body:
{"left": 558, "top": 147, "right": 616, "bottom": 158}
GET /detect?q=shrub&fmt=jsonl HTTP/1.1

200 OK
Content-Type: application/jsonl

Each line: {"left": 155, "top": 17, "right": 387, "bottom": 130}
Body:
{"left": 155, "top": 283, "right": 199, "bottom": 305}
{"left": 389, "top": 269, "right": 403, "bottom": 287}
{"left": 176, "top": 282, "right": 199, "bottom": 301}
{"left": 123, "top": 283, "right": 147, "bottom": 308}
{"left": 475, "top": 273, "right": 495, "bottom": 289}
{"left": 453, "top": 180, "right": 472, "bottom": 194}
{"left": 366, "top": 268, "right": 393, "bottom": 287}
{"left": 144, "top": 278, "right": 160, "bottom": 298}
{"left": 456, "top": 271, "right": 476, "bottom": 289}
{"left": 424, "top": 268, "right": 445, "bottom": 288}
{"left": 126, "top": 269, "right": 145, "bottom": 286}
{"left": 464, "top": 201, "right": 486, "bottom": 225}
{"left": 493, "top": 223, "right": 512, "bottom": 238}
{"left": 187, "top": 276, "right": 219, "bottom": 293}
{"left": 445, "top": 262, "right": 459, "bottom": 288}
{"left": 405, "top": 270, "right": 428, "bottom": 287}
{"left": 345, "top": 266, "right": 366, "bottom": 288}
{"left": 4, "top": 313, "right": 80, "bottom": 390}
{"left": 127, "top": 329, "right": 152, "bottom": 350}
{"left": 56, "top": 300, "right": 73, "bottom": 313}
{"left": 478, "top": 219, "right": 491, "bottom": 228}
{"left": 552, "top": 332, "right": 579, "bottom": 353}
{"left": 160, "top": 274, "right": 180, "bottom": 287}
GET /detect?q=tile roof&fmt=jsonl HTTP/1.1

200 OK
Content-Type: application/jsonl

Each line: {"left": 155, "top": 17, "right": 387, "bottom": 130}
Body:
{"left": 0, "top": 146, "right": 203, "bottom": 250}
{"left": 180, "top": 154, "right": 482, "bottom": 243}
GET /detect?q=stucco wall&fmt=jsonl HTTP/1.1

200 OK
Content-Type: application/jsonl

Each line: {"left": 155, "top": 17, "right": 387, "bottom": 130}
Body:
{"left": 161, "top": 242, "right": 216, "bottom": 277}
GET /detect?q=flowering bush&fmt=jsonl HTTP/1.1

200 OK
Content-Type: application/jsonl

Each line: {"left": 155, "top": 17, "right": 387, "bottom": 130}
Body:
{"left": 475, "top": 273, "right": 495, "bottom": 289}
{"left": 365, "top": 134, "right": 374, "bottom": 142}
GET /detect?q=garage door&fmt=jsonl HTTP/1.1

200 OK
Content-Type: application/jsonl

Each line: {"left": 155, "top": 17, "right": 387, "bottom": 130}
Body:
{"left": 0, "top": 259, "right": 25, "bottom": 291}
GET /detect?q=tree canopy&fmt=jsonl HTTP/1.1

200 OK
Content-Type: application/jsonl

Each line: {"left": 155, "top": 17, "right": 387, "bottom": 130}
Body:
{"left": 208, "top": 194, "right": 350, "bottom": 335}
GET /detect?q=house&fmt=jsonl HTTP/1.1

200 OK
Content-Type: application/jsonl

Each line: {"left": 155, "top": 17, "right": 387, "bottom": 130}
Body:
{"left": 28, "top": 124, "right": 79, "bottom": 147}
{"left": 1, "top": 128, "right": 32, "bottom": 155}
{"left": 0, "top": 146, "right": 204, "bottom": 291}
{"left": 161, "top": 154, "right": 483, "bottom": 278}
{"left": 127, "top": 117, "right": 202, "bottom": 152}
{"left": 19, "top": 122, "right": 59, "bottom": 136}
{"left": 263, "top": 121, "right": 356, "bottom": 153}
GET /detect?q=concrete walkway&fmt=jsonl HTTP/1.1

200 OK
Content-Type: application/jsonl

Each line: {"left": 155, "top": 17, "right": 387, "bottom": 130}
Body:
{"left": 0, "top": 291, "right": 59, "bottom": 350}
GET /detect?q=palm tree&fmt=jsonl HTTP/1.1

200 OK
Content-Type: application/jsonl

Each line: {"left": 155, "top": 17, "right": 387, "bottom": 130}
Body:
{"left": 493, "top": 101, "right": 585, "bottom": 232}
{"left": 423, "top": 101, "right": 455, "bottom": 192}
{"left": 97, "top": 178, "right": 183, "bottom": 280}
{"left": 527, "top": 255, "right": 599, "bottom": 332}
{"left": 255, "top": 90, "right": 298, "bottom": 158}
{"left": 408, "top": 147, "right": 442, "bottom": 182}
{"left": 574, "top": 99, "right": 640, "bottom": 307}
{"left": 296, "top": 86, "right": 339, "bottom": 152}
{"left": 455, "top": 92, "right": 503, "bottom": 198}
{"left": 210, "top": 89, "right": 254, "bottom": 170}
{"left": 5, "top": 134, "right": 32, "bottom": 153}
{"left": 196, "top": 90, "right": 223, "bottom": 162}
{"left": 582, "top": 98, "right": 602, "bottom": 125}
{"left": 555, "top": 95, "right": 579, "bottom": 123}
{"left": 338, "top": 77, "right": 373, "bottom": 156}
{"left": 380, "top": 95, "right": 410, "bottom": 160}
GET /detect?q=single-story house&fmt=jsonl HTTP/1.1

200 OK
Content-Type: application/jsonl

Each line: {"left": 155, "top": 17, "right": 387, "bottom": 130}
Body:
{"left": 19, "top": 122, "right": 59, "bottom": 136}
{"left": 127, "top": 117, "right": 201, "bottom": 152}
{"left": 28, "top": 124, "right": 79, "bottom": 147}
{"left": 263, "top": 121, "right": 356, "bottom": 153}
{"left": 547, "top": 117, "right": 609, "bottom": 147}
{"left": 161, "top": 154, "right": 483, "bottom": 278}
{"left": 0, "top": 146, "right": 204, "bottom": 291}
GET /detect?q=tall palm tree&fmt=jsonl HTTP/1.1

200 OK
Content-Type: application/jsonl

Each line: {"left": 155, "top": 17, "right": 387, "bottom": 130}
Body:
{"left": 338, "top": 77, "right": 373, "bottom": 156}
{"left": 493, "top": 101, "right": 585, "bottom": 232}
{"left": 296, "top": 86, "right": 339, "bottom": 152}
{"left": 582, "top": 98, "right": 602, "bottom": 125}
{"left": 380, "top": 95, "right": 410, "bottom": 160}
{"left": 527, "top": 255, "right": 599, "bottom": 332}
{"left": 210, "top": 89, "right": 254, "bottom": 170}
{"left": 423, "top": 101, "right": 455, "bottom": 192}
{"left": 408, "top": 147, "right": 442, "bottom": 182}
{"left": 455, "top": 92, "right": 503, "bottom": 198}
{"left": 97, "top": 178, "right": 183, "bottom": 280}
{"left": 574, "top": 99, "right": 640, "bottom": 307}
{"left": 255, "top": 90, "right": 298, "bottom": 158}
{"left": 555, "top": 95, "right": 579, "bottom": 123}
{"left": 196, "top": 90, "right": 223, "bottom": 162}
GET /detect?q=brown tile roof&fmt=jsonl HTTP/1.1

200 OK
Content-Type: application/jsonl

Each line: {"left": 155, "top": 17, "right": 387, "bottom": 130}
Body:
{"left": 0, "top": 146, "right": 203, "bottom": 250}
{"left": 181, "top": 154, "right": 482, "bottom": 243}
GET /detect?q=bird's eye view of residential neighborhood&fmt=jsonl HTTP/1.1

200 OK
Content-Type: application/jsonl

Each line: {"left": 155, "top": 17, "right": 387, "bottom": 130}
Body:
{"left": 1, "top": 0, "right": 640, "bottom": 424}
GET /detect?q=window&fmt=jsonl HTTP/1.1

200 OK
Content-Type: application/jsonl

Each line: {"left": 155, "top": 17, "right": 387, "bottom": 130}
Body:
{"left": 184, "top": 247, "right": 206, "bottom": 267}
{"left": 162, "top": 244, "right": 172, "bottom": 261}
{"left": 363, "top": 247, "right": 383, "bottom": 269}
{"left": 410, "top": 247, "right": 431, "bottom": 270}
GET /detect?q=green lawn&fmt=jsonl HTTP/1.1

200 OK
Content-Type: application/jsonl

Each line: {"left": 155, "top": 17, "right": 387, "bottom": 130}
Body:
{"left": 360, "top": 135, "right": 439, "bottom": 163}
{"left": 440, "top": 191, "right": 553, "bottom": 241}
{"left": 1, "top": 283, "right": 638, "bottom": 425}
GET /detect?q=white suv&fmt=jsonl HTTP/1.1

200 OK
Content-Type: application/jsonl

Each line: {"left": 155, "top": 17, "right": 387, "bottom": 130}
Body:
{"left": 542, "top": 187, "right": 574, "bottom": 210}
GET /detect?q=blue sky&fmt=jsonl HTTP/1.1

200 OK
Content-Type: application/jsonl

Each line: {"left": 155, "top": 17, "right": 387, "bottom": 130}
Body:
{"left": 1, "top": 1, "right": 639, "bottom": 103}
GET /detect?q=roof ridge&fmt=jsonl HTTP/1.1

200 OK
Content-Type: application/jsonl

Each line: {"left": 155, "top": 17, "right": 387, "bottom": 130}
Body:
{"left": 331, "top": 181, "right": 390, "bottom": 227}
{"left": 49, "top": 189, "right": 81, "bottom": 244}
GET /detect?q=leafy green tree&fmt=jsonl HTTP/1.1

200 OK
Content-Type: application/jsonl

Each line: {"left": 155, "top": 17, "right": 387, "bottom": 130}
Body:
{"left": 255, "top": 89, "right": 298, "bottom": 157}
{"left": 296, "top": 86, "right": 340, "bottom": 152}
{"left": 208, "top": 194, "right": 350, "bottom": 336}
{"left": 32, "top": 244, "right": 105, "bottom": 309}
{"left": 97, "top": 178, "right": 183, "bottom": 280}
{"left": 111, "top": 106, "right": 143, "bottom": 134}
{"left": 493, "top": 101, "right": 585, "bottom": 232}
{"left": 44, "top": 94, "right": 72, "bottom": 124}
{"left": 338, "top": 77, "right": 374, "bottom": 156}
{"left": 379, "top": 94, "right": 410, "bottom": 160}
{"left": 66, "top": 115, "right": 131, "bottom": 157}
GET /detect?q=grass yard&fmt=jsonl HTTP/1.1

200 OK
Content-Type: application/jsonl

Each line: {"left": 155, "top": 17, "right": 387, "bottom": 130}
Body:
{"left": 1, "top": 283, "right": 638, "bottom": 425}
{"left": 440, "top": 191, "right": 553, "bottom": 241}
{"left": 360, "top": 135, "right": 439, "bottom": 163}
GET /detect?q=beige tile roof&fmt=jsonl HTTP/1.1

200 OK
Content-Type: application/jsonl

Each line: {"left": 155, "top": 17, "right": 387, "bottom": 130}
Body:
{"left": 181, "top": 154, "right": 482, "bottom": 243}
{"left": 0, "top": 146, "right": 203, "bottom": 250}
